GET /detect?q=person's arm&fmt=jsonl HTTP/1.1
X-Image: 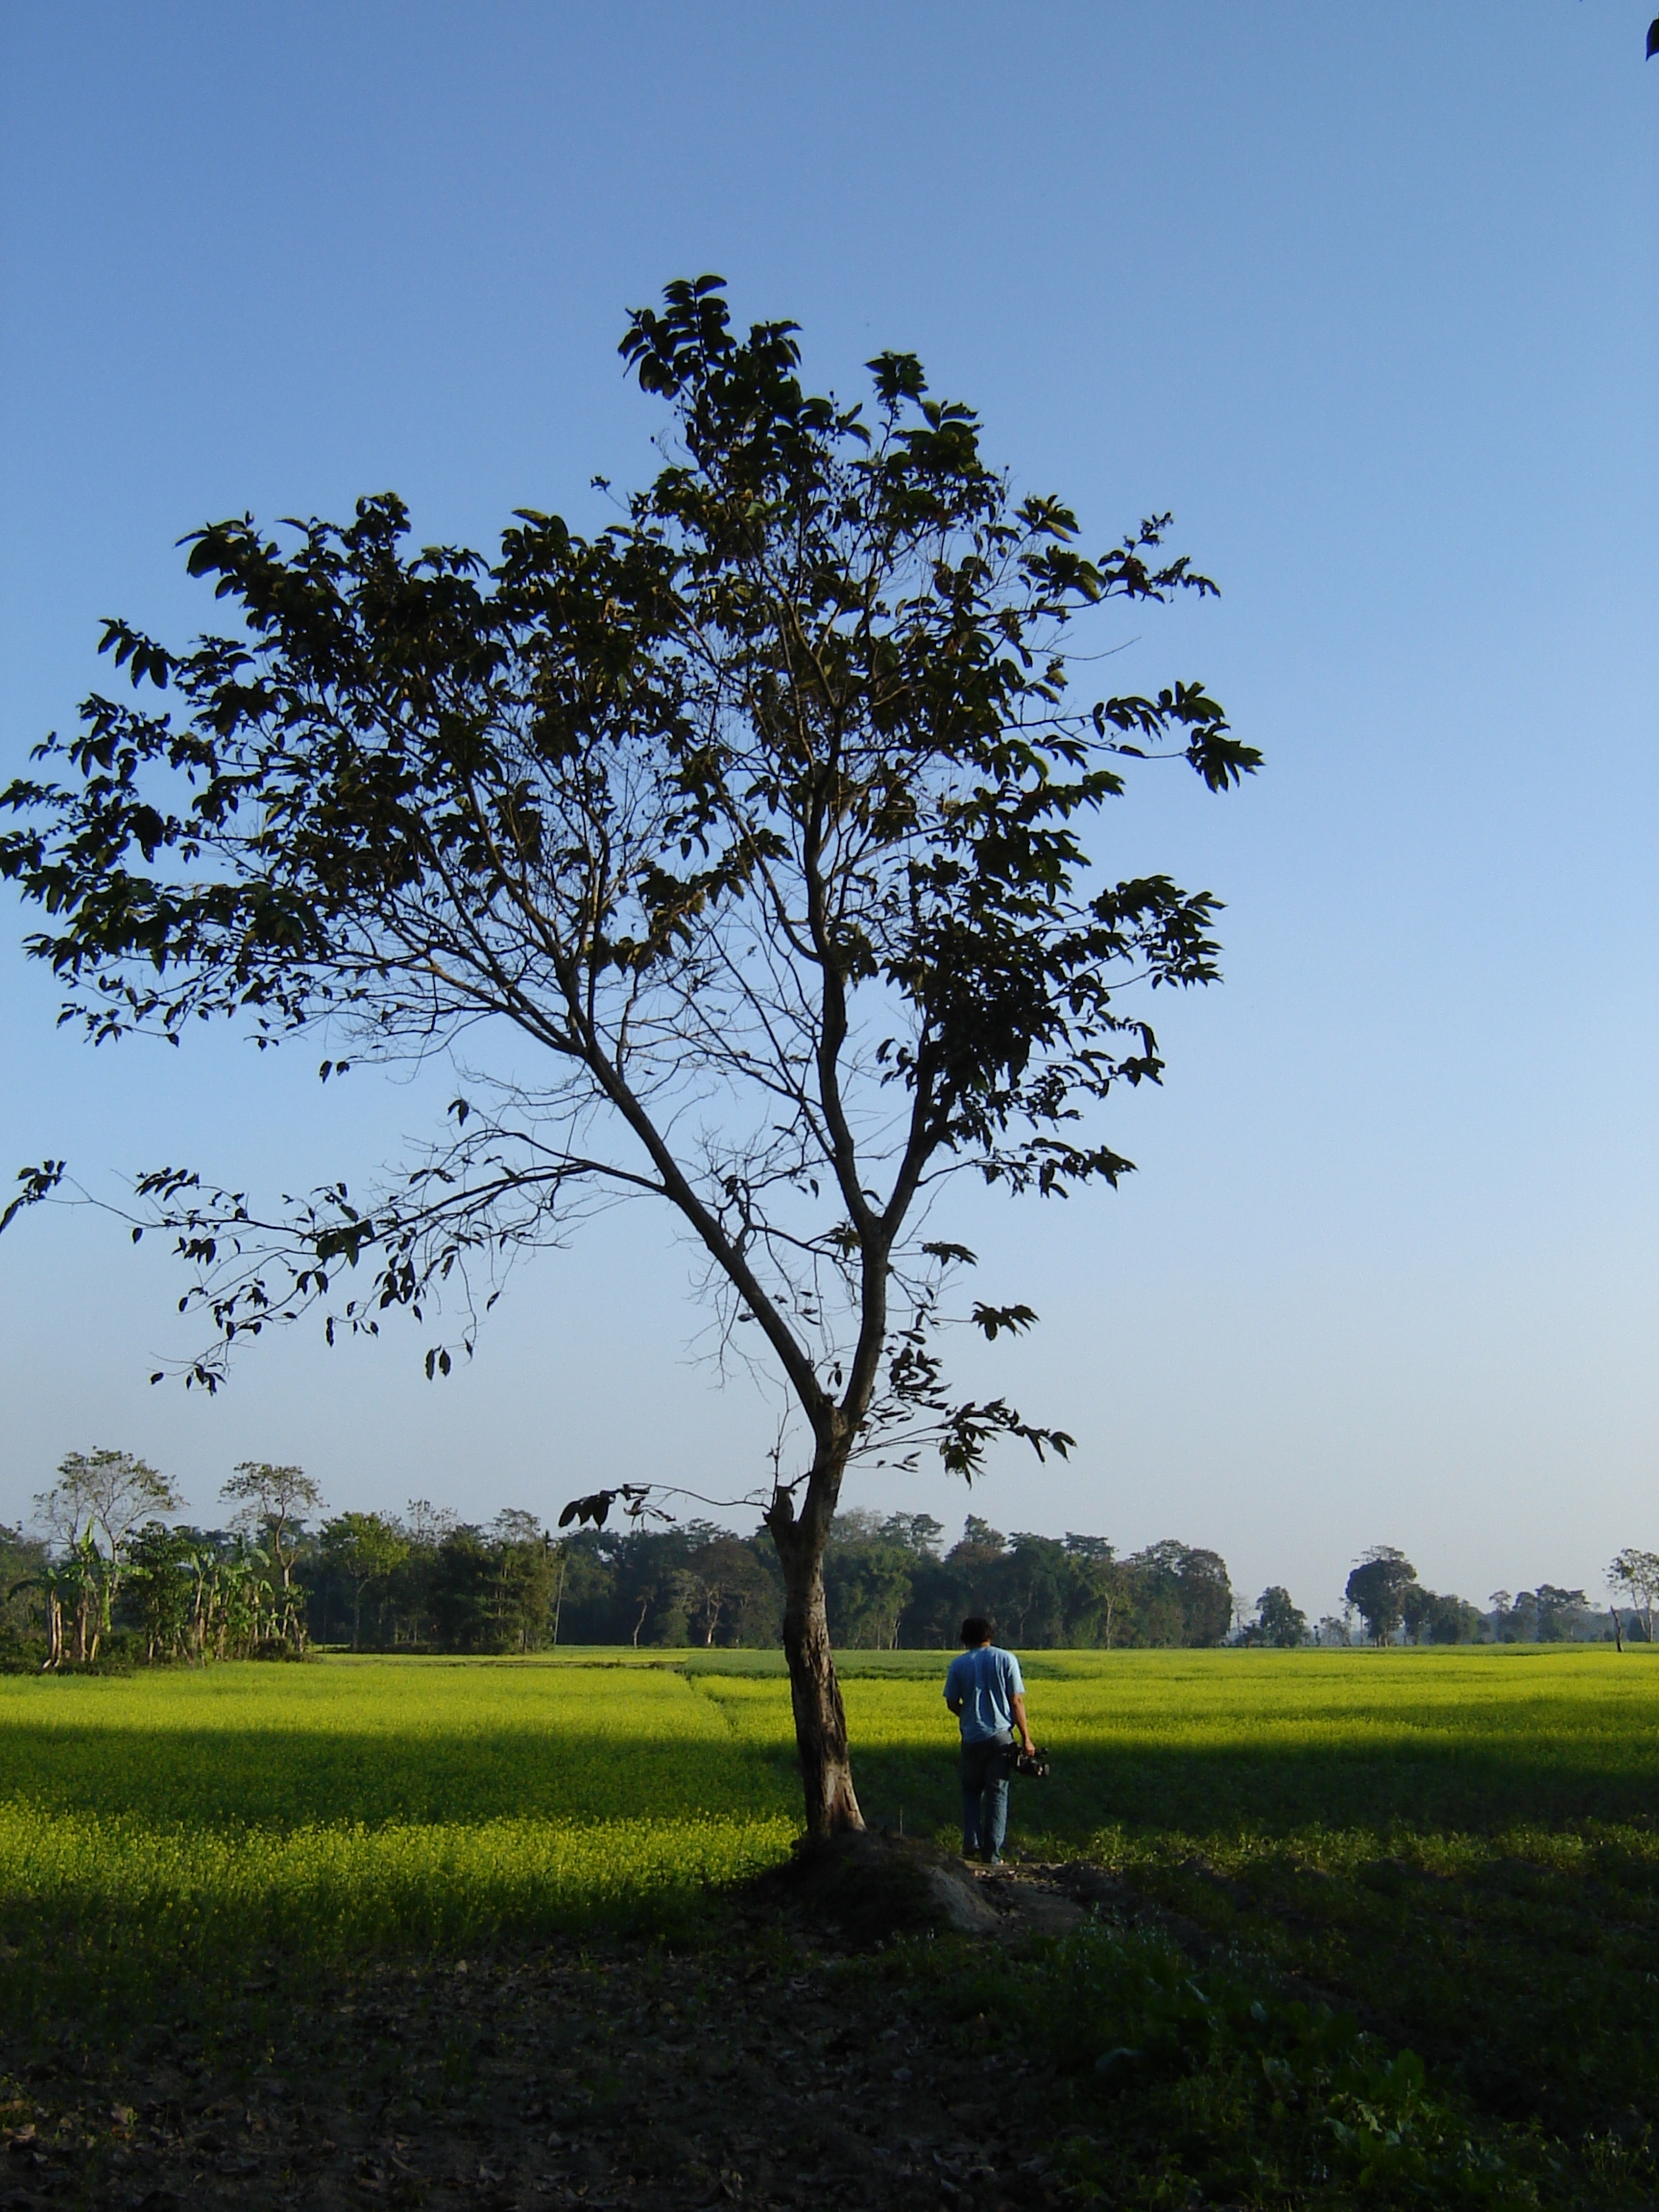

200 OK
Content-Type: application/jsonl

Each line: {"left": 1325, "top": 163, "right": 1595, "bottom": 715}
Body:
{"left": 947, "top": 1693, "right": 965, "bottom": 1716}
{"left": 1010, "top": 1690, "right": 1035, "bottom": 1756}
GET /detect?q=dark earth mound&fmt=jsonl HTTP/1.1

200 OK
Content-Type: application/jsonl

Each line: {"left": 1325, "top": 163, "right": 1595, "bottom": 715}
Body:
{"left": 750, "top": 1828, "right": 1006, "bottom": 1943}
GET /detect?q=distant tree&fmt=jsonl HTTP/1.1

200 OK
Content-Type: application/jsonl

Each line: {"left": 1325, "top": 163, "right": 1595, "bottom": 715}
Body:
{"left": 367, "top": 1497, "right": 458, "bottom": 1646}
{"left": 677, "top": 1529, "right": 780, "bottom": 1647}
{"left": 1345, "top": 1547, "right": 1418, "bottom": 1645}
{"left": 487, "top": 1512, "right": 558, "bottom": 1651}
{"left": 1064, "top": 1534, "right": 1130, "bottom": 1649}
{"left": 35, "top": 1448, "right": 181, "bottom": 1646}
{"left": 492, "top": 1508, "right": 542, "bottom": 1547}
{"left": 1530, "top": 1584, "right": 1589, "bottom": 1644}
{"left": 824, "top": 1514, "right": 915, "bottom": 1649}
{"left": 544, "top": 1527, "right": 627, "bottom": 1646}
{"left": 127, "top": 1525, "right": 278, "bottom": 1663}
{"left": 1488, "top": 1590, "right": 1527, "bottom": 1643}
{"left": 156, "top": 1493, "right": 1266, "bottom": 1655}
{"left": 607, "top": 1527, "right": 693, "bottom": 1648}
{"left": 1125, "top": 1540, "right": 1233, "bottom": 1648}
{"left": 404, "top": 1499, "right": 459, "bottom": 1547}
{"left": 999, "top": 1532, "right": 1072, "bottom": 1647}
{"left": 0, "top": 278, "right": 1254, "bottom": 1834}
{"left": 221, "top": 1462, "right": 325, "bottom": 1647}
{"left": 1487, "top": 1586, "right": 1590, "bottom": 1645}
{"left": 1176, "top": 1548, "right": 1234, "bottom": 1647}
{"left": 950, "top": 1520, "right": 1009, "bottom": 1573}
{"left": 423, "top": 1527, "right": 499, "bottom": 1653}
{"left": 1250, "top": 1585, "right": 1307, "bottom": 1647}
{"left": 215, "top": 1533, "right": 275, "bottom": 1654}
{"left": 880, "top": 1512, "right": 945, "bottom": 1557}
{"left": 0, "top": 1523, "right": 48, "bottom": 1642}
{"left": 1607, "top": 1549, "right": 1659, "bottom": 1646}
{"left": 125, "top": 1521, "right": 199, "bottom": 1659}
{"left": 9, "top": 1553, "right": 84, "bottom": 1668}
{"left": 1401, "top": 1586, "right": 1484, "bottom": 1646}
{"left": 322, "top": 1511, "right": 410, "bottom": 1649}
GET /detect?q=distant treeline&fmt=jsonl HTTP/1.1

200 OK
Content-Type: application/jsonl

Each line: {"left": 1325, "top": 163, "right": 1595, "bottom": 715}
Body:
{"left": 6, "top": 1450, "right": 1650, "bottom": 1666}
{"left": 221, "top": 1510, "right": 1236, "bottom": 1655}
{"left": 1, "top": 1496, "right": 1233, "bottom": 1659}
{"left": 547, "top": 1513, "right": 1236, "bottom": 1654}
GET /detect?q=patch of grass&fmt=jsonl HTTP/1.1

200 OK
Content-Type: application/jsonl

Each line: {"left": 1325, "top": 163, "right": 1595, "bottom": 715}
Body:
{"left": 1088, "top": 1819, "right": 1659, "bottom": 2154}
{"left": 868, "top": 1916, "right": 1612, "bottom": 2209}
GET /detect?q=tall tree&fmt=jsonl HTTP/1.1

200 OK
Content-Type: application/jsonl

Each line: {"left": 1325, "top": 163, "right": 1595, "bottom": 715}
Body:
{"left": 0, "top": 1523, "right": 49, "bottom": 1642}
{"left": 489, "top": 1510, "right": 559, "bottom": 1652}
{"left": 1063, "top": 1535, "right": 1131, "bottom": 1649}
{"left": 126, "top": 1521, "right": 199, "bottom": 1659}
{"left": 677, "top": 1528, "right": 779, "bottom": 1647}
{"left": 1345, "top": 1547, "right": 1418, "bottom": 1645}
{"left": 1527, "top": 1584, "right": 1588, "bottom": 1644}
{"left": 221, "top": 1461, "right": 325, "bottom": 1647}
{"left": 321, "top": 1511, "right": 409, "bottom": 1650}
{"left": 1250, "top": 1585, "right": 1308, "bottom": 1648}
{"left": 1125, "top": 1539, "right": 1234, "bottom": 1647}
{"left": 1400, "top": 1584, "right": 1482, "bottom": 1646}
{"left": 1607, "top": 1548, "right": 1659, "bottom": 1646}
{"left": 0, "top": 278, "right": 1256, "bottom": 1834}
{"left": 35, "top": 1448, "right": 180, "bottom": 1637}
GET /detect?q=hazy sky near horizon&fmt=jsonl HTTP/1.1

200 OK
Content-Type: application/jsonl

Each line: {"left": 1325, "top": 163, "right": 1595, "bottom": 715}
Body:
{"left": 1, "top": 2, "right": 1654, "bottom": 1623}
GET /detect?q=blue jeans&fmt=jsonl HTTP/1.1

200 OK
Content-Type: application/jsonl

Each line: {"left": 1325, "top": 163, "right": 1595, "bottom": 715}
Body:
{"left": 960, "top": 1732, "right": 1015, "bottom": 1859}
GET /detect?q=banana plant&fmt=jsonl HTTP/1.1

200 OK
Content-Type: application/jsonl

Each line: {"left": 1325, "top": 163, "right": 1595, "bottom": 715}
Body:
{"left": 8, "top": 1561, "right": 74, "bottom": 1669}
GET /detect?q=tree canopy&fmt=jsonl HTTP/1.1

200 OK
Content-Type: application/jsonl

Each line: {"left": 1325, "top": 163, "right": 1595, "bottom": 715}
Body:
{"left": 1345, "top": 1548, "right": 1417, "bottom": 1644}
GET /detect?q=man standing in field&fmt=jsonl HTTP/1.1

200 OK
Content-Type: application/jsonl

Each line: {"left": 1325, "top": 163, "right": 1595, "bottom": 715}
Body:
{"left": 945, "top": 1616, "right": 1036, "bottom": 1867}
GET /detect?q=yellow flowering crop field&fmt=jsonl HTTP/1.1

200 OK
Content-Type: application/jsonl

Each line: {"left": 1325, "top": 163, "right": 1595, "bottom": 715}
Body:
{"left": 0, "top": 1658, "right": 798, "bottom": 1998}
{"left": 1, "top": 1646, "right": 1655, "bottom": 1988}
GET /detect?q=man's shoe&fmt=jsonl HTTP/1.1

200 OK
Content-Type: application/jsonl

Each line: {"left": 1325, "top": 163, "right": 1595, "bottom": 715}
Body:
{"left": 984, "top": 1853, "right": 1003, "bottom": 1867}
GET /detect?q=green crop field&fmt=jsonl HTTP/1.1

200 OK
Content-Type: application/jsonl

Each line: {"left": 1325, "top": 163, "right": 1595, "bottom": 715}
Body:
{"left": 2, "top": 1647, "right": 1657, "bottom": 1977}
{"left": 2, "top": 1647, "right": 1657, "bottom": 2205}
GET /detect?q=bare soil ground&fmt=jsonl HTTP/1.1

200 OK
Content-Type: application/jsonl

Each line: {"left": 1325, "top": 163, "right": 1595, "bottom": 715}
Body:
{"left": 0, "top": 1859, "right": 1102, "bottom": 2212}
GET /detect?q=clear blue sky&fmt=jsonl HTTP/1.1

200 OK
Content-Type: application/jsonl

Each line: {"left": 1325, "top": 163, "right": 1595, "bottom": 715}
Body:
{"left": 2, "top": 2, "right": 1654, "bottom": 1623}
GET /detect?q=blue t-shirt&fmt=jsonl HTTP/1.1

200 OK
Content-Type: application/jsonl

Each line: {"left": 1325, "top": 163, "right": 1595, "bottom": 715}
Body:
{"left": 944, "top": 1645, "right": 1024, "bottom": 1743}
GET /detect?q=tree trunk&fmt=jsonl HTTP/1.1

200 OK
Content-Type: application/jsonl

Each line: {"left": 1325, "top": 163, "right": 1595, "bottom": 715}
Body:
{"left": 281, "top": 1562, "right": 305, "bottom": 1652}
{"left": 769, "top": 1484, "right": 864, "bottom": 1839}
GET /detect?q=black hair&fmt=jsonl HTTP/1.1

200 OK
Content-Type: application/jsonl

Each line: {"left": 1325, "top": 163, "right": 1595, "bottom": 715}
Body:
{"left": 960, "top": 1616, "right": 995, "bottom": 1647}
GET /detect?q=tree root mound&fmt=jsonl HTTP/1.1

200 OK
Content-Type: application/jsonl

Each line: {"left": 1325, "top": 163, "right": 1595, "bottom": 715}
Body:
{"left": 750, "top": 1828, "right": 1002, "bottom": 1945}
